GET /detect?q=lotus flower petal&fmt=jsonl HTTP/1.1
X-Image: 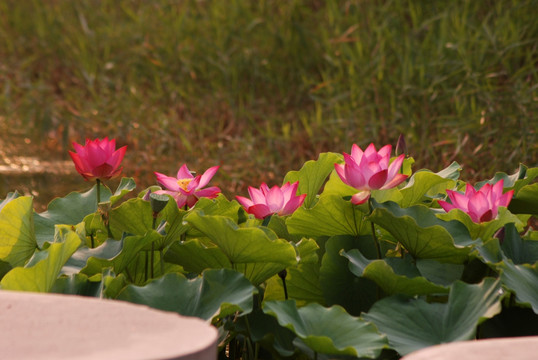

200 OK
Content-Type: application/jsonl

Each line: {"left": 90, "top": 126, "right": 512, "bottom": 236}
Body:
{"left": 198, "top": 166, "right": 220, "bottom": 188}
{"left": 438, "top": 179, "right": 513, "bottom": 223}
{"left": 69, "top": 138, "right": 126, "bottom": 181}
{"left": 236, "top": 181, "right": 305, "bottom": 219}
{"left": 351, "top": 190, "right": 371, "bottom": 205}
{"left": 155, "top": 172, "right": 181, "bottom": 192}
{"left": 155, "top": 164, "right": 221, "bottom": 209}
{"left": 335, "top": 143, "right": 409, "bottom": 202}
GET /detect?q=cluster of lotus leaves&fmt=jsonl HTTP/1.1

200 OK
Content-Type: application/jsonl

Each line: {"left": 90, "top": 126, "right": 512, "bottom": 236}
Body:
{"left": 1, "top": 153, "right": 537, "bottom": 359}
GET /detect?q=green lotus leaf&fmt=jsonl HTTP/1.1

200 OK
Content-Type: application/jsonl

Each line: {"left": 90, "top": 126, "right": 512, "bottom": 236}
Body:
{"left": 80, "top": 231, "right": 161, "bottom": 277}
{"left": 322, "top": 170, "right": 360, "bottom": 198}
{"left": 477, "top": 164, "right": 538, "bottom": 194}
{"left": 477, "top": 223, "right": 538, "bottom": 266}
{"left": 109, "top": 198, "right": 153, "bottom": 239}
{"left": 292, "top": 238, "right": 320, "bottom": 264}
{"left": 501, "top": 224, "right": 538, "bottom": 264}
{"left": 109, "top": 177, "right": 136, "bottom": 205}
{"left": 151, "top": 198, "right": 187, "bottom": 250}
{"left": 247, "top": 309, "right": 298, "bottom": 358}
{"left": 164, "top": 238, "right": 232, "bottom": 273}
{"left": 509, "top": 182, "right": 538, "bottom": 215}
{"left": 414, "top": 259, "right": 464, "bottom": 286}
{"left": 283, "top": 152, "right": 342, "bottom": 208}
{"left": 264, "top": 262, "right": 325, "bottom": 306}
{"left": 363, "top": 278, "right": 502, "bottom": 355}
{"left": 185, "top": 210, "right": 296, "bottom": 266}
{"left": 342, "top": 249, "right": 449, "bottom": 296}
{"left": 287, "top": 193, "right": 370, "bottom": 237}
{"left": 0, "top": 260, "right": 12, "bottom": 280}
{"left": 264, "top": 238, "right": 323, "bottom": 304}
{"left": 435, "top": 161, "right": 462, "bottom": 181}
{"left": 34, "top": 183, "right": 111, "bottom": 246}
{"left": 195, "top": 194, "right": 242, "bottom": 221}
{"left": 1, "top": 225, "right": 81, "bottom": 292}
{"left": 319, "top": 235, "right": 378, "bottom": 315}
{"left": 116, "top": 269, "right": 258, "bottom": 323}
{"left": 369, "top": 201, "right": 472, "bottom": 263}
{"left": 63, "top": 238, "right": 123, "bottom": 275}
{"left": 51, "top": 273, "right": 102, "bottom": 297}
{"left": 267, "top": 215, "right": 302, "bottom": 242}
{"left": 83, "top": 212, "right": 109, "bottom": 246}
{"left": 184, "top": 211, "right": 297, "bottom": 284}
{"left": 499, "top": 260, "right": 538, "bottom": 314}
{"left": 0, "top": 196, "right": 37, "bottom": 267}
{"left": 0, "top": 191, "right": 22, "bottom": 212}
{"left": 399, "top": 169, "right": 456, "bottom": 207}
{"left": 263, "top": 300, "right": 388, "bottom": 358}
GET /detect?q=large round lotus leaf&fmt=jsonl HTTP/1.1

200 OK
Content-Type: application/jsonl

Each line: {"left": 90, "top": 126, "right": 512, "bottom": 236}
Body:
{"left": 399, "top": 166, "right": 458, "bottom": 207}
{"left": 109, "top": 177, "right": 136, "bottom": 205}
{"left": 287, "top": 194, "right": 370, "bottom": 237}
{"left": 34, "top": 184, "right": 111, "bottom": 246}
{"left": 79, "top": 231, "right": 160, "bottom": 277}
{"left": 475, "top": 223, "right": 538, "bottom": 266}
{"left": 363, "top": 278, "right": 502, "bottom": 355}
{"left": 368, "top": 200, "right": 472, "bottom": 263}
{"left": 116, "top": 269, "right": 258, "bottom": 323}
{"left": 264, "top": 238, "right": 323, "bottom": 305}
{"left": 319, "top": 235, "right": 378, "bottom": 316}
{"left": 264, "top": 262, "right": 325, "bottom": 306}
{"left": 342, "top": 249, "right": 449, "bottom": 296}
{"left": 283, "top": 152, "right": 342, "bottom": 209}
{"left": 165, "top": 238, "right": 232, "bottom": 273}
{"left": 1, "top": 226, "right": 81, "bottom": 292}
{"left": 109, "top": 198, "right": 153, "bottom": 238}
{"left": 500, "top": 260, "right": 538, "bottom": 314}
{"left": 184, "top": 211, "right": 297, "bottom": 284}
{"left": 263, "top": 299, "right": 388, "bottom": 358}
{"left": 509, "top": 182, "right": 538, "bottom": 215}
{"left": 0, "top": 196, "right": 36, "bottom": 267}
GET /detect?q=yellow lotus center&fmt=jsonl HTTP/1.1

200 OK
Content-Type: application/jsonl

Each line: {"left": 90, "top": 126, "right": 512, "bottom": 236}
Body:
{"left": 177, "top": 178, "right": 192, "bottom": 191}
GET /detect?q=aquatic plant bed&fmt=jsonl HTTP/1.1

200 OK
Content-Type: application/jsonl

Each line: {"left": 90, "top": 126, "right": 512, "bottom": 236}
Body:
{"left": 0, "top": 138, "right": 537, "bottom": 359}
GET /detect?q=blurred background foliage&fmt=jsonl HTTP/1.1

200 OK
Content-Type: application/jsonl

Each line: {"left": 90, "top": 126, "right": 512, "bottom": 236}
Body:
{"left": 0, "top": 0, "right": 536, "bottom": 207}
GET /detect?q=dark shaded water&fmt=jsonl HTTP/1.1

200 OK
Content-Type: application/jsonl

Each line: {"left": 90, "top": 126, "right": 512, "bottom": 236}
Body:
{"left": 0, "top": 156, "right": 88, "bottom": 211}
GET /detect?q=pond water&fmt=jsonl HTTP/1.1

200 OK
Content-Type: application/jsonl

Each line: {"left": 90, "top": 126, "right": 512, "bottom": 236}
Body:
{"left": 0, "top": 155, "right": 87, "bottom": 211}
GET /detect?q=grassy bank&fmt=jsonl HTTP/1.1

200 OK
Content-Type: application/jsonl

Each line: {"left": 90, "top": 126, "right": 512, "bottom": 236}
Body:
{"left": 0, "top": 0, "right": 536, "bottom": 201}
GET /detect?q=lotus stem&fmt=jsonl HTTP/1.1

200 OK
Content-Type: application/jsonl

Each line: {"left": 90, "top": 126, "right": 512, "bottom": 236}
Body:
{"left": 368, "top": 198, "right": 382, "bottom": 259}
{"left": 96, "top": 179, "right": 101, "bottom": 205}
{"left": 160, "top": 249, "right": 165, "bottom": 275}
{"left": 144, "top": 251, "right": 149, "bottom": 282}
{"left": 151, "top": 243, "right": 155, "bottom": 278}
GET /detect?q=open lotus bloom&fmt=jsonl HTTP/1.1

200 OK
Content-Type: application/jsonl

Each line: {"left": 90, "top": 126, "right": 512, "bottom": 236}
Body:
{"left": 69, "top": 137, "right": 127, "bottom": 181}
{"left": 236, "top": 182, "right": 306, "bottom": 219}
{"left": 335, "top": 143, "right": 408, "bottom": 205}
{"left": 438, "top": 179, "right": 514, "bottom": 223}
{"left": 154, "top": 164, "right": 221, "bottom": 208}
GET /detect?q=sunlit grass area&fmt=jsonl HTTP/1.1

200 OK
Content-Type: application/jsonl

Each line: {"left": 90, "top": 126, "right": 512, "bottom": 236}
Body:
{"left": 0, "top": 0, "right": 536, "bottom": 203}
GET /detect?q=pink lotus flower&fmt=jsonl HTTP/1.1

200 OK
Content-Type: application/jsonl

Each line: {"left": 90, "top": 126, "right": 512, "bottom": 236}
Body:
{"left": 236, "top": 182, "right": 306, "bottom": 219}
{"left": 438, "top": 179, "right": 514, "bottom": 223}
{"left": 154, "top": 164, "right": 221, "bottom": 208}
{"left": 69, "top": 137, "right": 127, "bottom": 181}
{"left": 335, "top": 143, "right": 408, "bottom": 205}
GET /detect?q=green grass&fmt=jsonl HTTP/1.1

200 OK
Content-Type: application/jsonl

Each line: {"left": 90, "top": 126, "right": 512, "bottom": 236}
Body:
{"left": 0, "top": 0, "right": 536, "bottom": 200}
